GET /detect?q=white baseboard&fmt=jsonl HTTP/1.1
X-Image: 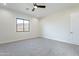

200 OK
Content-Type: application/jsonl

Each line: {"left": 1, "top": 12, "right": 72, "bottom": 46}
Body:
{"left": 42, "top": 36, "right": 79, "bottom": 46}
{"left": 0, "top": 36, "right": 39, "bottom": 44}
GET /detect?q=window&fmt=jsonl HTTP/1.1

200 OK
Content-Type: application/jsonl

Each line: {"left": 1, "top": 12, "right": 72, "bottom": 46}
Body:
{"left": 16, "top": 18, "right": 30, "bottom": 32}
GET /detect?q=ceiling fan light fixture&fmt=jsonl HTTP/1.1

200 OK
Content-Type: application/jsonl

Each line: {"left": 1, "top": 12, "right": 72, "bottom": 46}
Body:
{"left": 34, "top": 6, "right": 37, "bottom": 9}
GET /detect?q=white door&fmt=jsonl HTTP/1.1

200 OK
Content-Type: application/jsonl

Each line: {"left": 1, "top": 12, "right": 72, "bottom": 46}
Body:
{"left": 71, "top": 12, "right": 79, "bottom": 44}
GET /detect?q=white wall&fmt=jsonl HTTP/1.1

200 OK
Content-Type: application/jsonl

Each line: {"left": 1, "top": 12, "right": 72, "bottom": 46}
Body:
{"left": 40, "top": 7, "right": 79, "bottom": 45}
{"left": 0, "top": 8, "right": 39, "bottom": 44}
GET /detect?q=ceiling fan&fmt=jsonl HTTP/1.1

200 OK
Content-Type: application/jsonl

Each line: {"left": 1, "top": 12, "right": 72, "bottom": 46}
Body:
{"left": 32, "top": 3, "right": 46, "bottom": 11}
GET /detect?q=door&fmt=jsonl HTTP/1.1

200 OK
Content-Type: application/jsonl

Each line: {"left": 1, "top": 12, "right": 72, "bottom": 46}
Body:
{"left": 71, "top": 12, "right": 79, "bottom": 43}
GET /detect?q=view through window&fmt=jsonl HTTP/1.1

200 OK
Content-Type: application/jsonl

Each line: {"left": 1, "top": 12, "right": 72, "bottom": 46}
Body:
{"left": 16, "top": 18, "right": 30, "bottom": 32}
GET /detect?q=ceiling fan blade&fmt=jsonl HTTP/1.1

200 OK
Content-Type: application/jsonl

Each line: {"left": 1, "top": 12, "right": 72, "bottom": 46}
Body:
{"left": 37, "top": 5, "right": 46, "bottom": 8}
{"left": 33, "top": 3, "right": 37, "bottom": 6}
{"left": 32, "top": 8, "right": 35, "bottom": 11}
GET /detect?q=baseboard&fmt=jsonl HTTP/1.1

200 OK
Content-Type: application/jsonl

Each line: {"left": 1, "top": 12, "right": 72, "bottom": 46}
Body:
{"left": 1, "top": 36, "right": 79, "bottom": 46}
{"left": 42, "top": 36, "right": 79, "bottom": 46}
{"left": 0, "top": 36, "right": 39, "bottom": 45}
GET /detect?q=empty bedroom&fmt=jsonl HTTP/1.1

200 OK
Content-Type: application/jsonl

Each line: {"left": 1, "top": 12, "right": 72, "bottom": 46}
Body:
{"left": 0, "top": 3, "right": 79, "bottom": 56}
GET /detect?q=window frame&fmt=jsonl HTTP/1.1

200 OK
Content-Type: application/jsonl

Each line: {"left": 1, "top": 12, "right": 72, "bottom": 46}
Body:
{"left": 16, "top": 18, "right": 30, "bottom": 32}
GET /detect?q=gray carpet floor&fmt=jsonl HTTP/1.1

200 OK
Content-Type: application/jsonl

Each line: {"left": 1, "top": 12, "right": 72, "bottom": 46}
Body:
{"left": 0, "top": 37, "right": 79, "bottom": 56}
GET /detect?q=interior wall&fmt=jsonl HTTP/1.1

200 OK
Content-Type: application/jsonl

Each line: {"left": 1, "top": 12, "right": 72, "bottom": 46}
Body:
{"left": 40, "top": 7, "right": 79, "bottom": 45}
{"left": 0, "top": 8, "right": 39, "bottom": 44}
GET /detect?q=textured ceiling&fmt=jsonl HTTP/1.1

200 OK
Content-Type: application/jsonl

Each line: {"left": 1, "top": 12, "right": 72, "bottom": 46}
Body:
{"left": 0, "top": 3, "right": 79, "bottom": 18}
